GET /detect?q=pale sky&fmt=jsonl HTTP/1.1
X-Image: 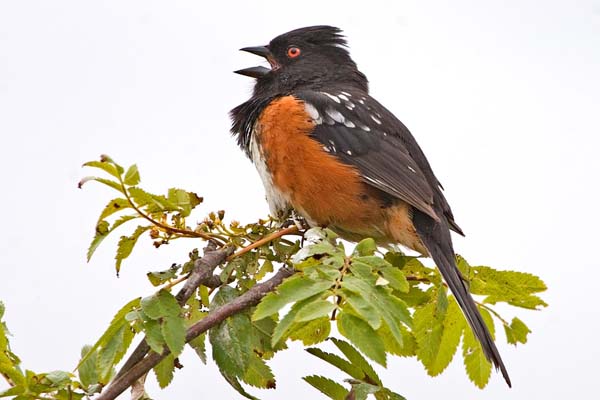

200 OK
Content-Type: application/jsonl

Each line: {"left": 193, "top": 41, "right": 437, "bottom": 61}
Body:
{"left": 1, "top": 1, "right": 599, "bottom": 399}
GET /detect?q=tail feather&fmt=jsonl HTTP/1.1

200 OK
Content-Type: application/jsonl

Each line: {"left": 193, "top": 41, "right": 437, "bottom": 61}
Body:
{"left": 413, "top": 209, "right": 511, "bottom": 387}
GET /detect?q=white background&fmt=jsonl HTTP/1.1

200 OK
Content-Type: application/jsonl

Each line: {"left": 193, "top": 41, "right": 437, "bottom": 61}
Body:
{"left": 1, "top": 1, "right": 599, "bottom": 399}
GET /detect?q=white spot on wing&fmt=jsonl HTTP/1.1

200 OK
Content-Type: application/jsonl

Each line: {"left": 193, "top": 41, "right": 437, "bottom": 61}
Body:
{"left": 358, "top": 98, "right": 365, "bottom": 105}
{"left": 408, "top": 165, "right": 417, "bottom": 173}
{"left": 326, "top": 108, "right": 345, "bottom": 123}
{"left": 360, "top": 124, "right": 371, "bottom": 132}
{"left": 344, "top": 120, "right": 356, "bottom": 128}
{"left": 341, "top": 91, "right": 352, "bottom": 97}
{"left": 304, "top": 102, "right": 322, "bottom": 124}
{"left": 345, "top": 101, "right": 355, "bottom": 110}
{"left": 322, "top": 92, "right": 341, "bottom": 103}
{"left": 338, "top": 93, "right": 349, "bottom": 101}
{"left": 346, "top": 150, "right": 353, "bottom": 155}
{"left": 371, "top": 115, "right": 382, "bottom": 124}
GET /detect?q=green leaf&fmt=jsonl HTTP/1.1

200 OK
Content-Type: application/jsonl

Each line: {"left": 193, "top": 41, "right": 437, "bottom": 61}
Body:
{"left": 153, "top": 353, "right": 175, "bottom": 389}
{"left": 143, "top": 319, "right": 165, "bottom": 354}
{"left": 289, "top": 317, "right": 331, "bottom": 346}
{"left": 123, "top": 164, "right": 140, "bottom": 186}
{"left": 344, "top": 292, "right": 381, "bottom": 330}
{"left": 413, "top": 301, "right": 444, "bottom": 371}
{"left": 353, "top": 238, "right": 377, "bottom": 256}
{"left": 428, "top": 296, "right": 465, "bottom": 375}
{"left": 141, "top": 290, "right": 185, "bottom": 356}
{"left": 220, "top": 373, "right": 260, "bottom": 400}
{"left": 86, "top": 215, "right": 139, "bottom": 262}
{"left": 98, "top": 198, "right": 131, "bottom": 222}
{"left": 77, "top": 297, "right": 140, "bottom": 371}
{"left": 303, "top": 375, "right": 348, "bottom": 400}
{"left": 77, "top": 345, "right": 98, "bottom": 388}
{"left": 462, "top": 307, "right": 494, "bottom": 388}
{"left": 330, "top": 338, "right": 381, "bottom": 385}
{"left": 272, "top": 295, "right": 321, "bottom": 346}
{"left": 377, "top": 324, "right": 416, "bottom": 357}
{"left": 167, "top": 188, "right": 193, "bottom": 217}
{"left": 162, "top": 315, "right": 186, "bottom": 357}
{"left": 341, "top": 276, "right": 410, "bottom": 349}
{"left": 504, "top": 317, "right": 531, "bottom": 345}
{"left": 295, "top": 299, "right": 336, "bottom": 322}
{"left": 115, "top": 225, "right": 151, "bottom": 273}
{"left": 209, "top": 287, "right": 253, "bottom": 378}
{"left": 348, "top": 382, "right": 379, "bottom": 400}
{"left": 188, "top": 333, "right": 207, "bottom": 364}
{"left": 379, "top": 266, "right": 409, "bottom": 293}
{"left": 253, "top": 275, "right": 333, "bottom": 321}
{"left": 96, "top": 324, "right": 125, "bottom": 382}
{"left": 306, "top": 347, "right": 363, "bottom": 379}
{"left": 337, "top": 312, "right": 386, "bottom": 366}
{"left": 242, "top": 355, "right": 276, "bottom": 389}
{"left": 469, "top": 266, "right": 547, "bottom": 309}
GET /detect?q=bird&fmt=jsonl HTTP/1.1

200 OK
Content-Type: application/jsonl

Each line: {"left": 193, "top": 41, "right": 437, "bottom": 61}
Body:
{"left": 230, "top": 25, "right": 510, "bottom": 386}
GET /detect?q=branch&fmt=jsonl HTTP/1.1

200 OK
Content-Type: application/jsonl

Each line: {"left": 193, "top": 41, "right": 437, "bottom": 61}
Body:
{"left": 113, "top": 241, "right": 233, "bottom": 381}
{"left": 96, "top": 266, "right": 294, "bottom": 400}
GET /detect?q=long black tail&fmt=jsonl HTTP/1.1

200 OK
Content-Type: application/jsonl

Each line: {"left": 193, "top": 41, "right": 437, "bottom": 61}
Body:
{"left": 413, "top": 209, "right": 511, "bottom": 387}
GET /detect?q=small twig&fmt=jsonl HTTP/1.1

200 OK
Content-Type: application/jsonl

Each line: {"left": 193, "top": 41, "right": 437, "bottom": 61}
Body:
{"left": 96, "top": 266, "right": 294, "bottom": 400}
{"left": 227, "top": 225, "right": 300, "bottom": 261}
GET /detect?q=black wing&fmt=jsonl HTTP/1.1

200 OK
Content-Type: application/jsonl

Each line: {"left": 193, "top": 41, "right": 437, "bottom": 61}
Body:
{"left": 294, "top": 89, "right": 462, "bottom": 233}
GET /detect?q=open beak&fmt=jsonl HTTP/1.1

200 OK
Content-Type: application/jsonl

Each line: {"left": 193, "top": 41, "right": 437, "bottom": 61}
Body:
{"left": 234, "top": 45, "right": 273, "bottom": 78}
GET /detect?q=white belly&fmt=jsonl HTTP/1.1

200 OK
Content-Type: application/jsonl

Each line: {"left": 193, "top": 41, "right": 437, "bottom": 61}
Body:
{"left": 250, "top": 135, "right": 291, "bottom": 219}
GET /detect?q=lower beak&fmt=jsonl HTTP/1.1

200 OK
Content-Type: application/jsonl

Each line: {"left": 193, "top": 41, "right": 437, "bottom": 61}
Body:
{"left": 235, "top": 45, "right": 272, "bottom": 78}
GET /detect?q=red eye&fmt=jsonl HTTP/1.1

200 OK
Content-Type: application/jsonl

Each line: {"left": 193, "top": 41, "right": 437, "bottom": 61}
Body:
{"left": 287, "top": 46, "right": 301, "bottom": 58}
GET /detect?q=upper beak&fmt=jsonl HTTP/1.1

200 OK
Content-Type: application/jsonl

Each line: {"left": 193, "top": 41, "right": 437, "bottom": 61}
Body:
{"left": 235, "top": 45, "right": 272, "bottom": 78}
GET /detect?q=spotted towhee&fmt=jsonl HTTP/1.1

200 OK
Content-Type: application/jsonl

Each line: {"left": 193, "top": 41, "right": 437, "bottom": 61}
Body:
{"left": 231, "top": 25, "right": 510, "bottom": 386}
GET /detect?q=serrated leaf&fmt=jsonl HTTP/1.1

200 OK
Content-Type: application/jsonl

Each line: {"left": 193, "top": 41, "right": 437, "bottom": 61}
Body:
{"left": 289, "top": 317, "right": 331, "bottom": 346}
{"left": 78, "top": 345, "right": 98, "bottom": 388}
{"left": 379, "top": 266, "right": 409, "bottom": 293}
{"left": 344, "top": 292, "right": 381, "bottom": 330}
{"left": 188, "top": 333, "right": 207, "bottom": 364}
{"left": 341, "top": 276, "right": 410, "bottom": 349}
{"left": 123, "top": 164, "right": 140, "bottom": 186}
{"left": 153, "top": 353, "right": 175, "bottom": 389}
{"left": 143, "top": 319, "right": 165, "bottom": 354}
{"left": 253, "top": 275, "right": 332, "bottom": 321}
{"left": 271, "top": 294, "right": 321, "bottom": 346}
{"left": 168, "top": 188, "right": 192, "bottom": 217}
{"left": 413, "top": 301, "right": 444, "bottom": 370}
{"left": 87, "top": 215, "right": 139, "bottom": 262}
{"left": 295, "top": 299, "right": 336, "bottom": 322}
{"left": 377, "top": 324, "right": 416, "bottom": 357}
{"left": 242, "top": 355, "right": 276, "bottom": 389}
{"left": 428, "top": 296, "right": 465, "bottom": 375}
{"left": 504, "top": 317, "right": 531, "bottom": 345}
{"left": 470, "top": 266, "right": 547, "bottom": 309}
{"left": 162, "top": 315, "right": 186, "bottom": 357}
{"left": 305, "top": 347, "right": 363, "bottom": 379}
{"left": 462, "top": 307, "right": 494, "bottom": 388}
{"left": 96, "top": 324, "right": 126, "bottom": 382}
{"left": 77, "top": 297, "right": 140, "bottom": 371}
{"left": 210, "top": 287, "right": 253, "bottom": 378}
{"left": 337, "top": 312, "right": 386, "bottom": 366}
{"left": 98, "top": 198, "right": 131, "bottom": 221}
{"left": 303, "top": 375, "right": 348, "bottom": 400}
{"left": 330, "top": 338, "right": 381, "bottom": 385}
{"left": 115, "top": 225, "right": 151, "bottom": 273}
{"left": 353, "top": 238, "right": 377, "bottom": 256}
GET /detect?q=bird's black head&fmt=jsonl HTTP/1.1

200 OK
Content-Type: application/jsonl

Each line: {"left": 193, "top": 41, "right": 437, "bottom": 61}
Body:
{"left": 235, "top": 26, "right": 368, "bottom": 95}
